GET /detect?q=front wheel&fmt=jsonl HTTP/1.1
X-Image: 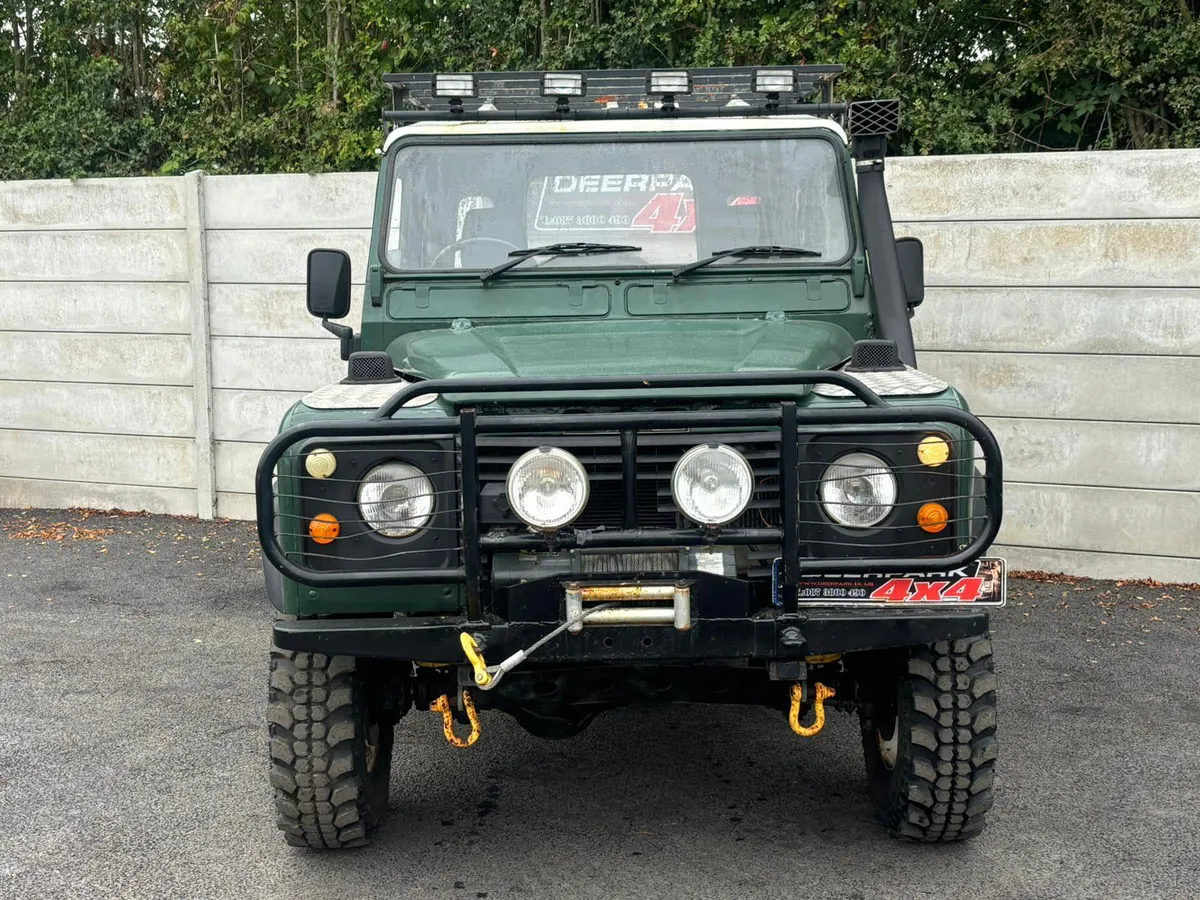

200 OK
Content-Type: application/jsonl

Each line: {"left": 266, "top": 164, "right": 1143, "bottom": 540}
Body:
{"left": 859, "top": 636, "right": 998, "bottom": 842}
{"left": 268, "top": 650, "right": 395, "bottom": 849}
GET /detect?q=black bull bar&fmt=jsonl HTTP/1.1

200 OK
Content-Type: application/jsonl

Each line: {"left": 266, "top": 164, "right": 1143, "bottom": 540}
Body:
{"left": 255, "top": 370, "right": 1004, "bottom": 620}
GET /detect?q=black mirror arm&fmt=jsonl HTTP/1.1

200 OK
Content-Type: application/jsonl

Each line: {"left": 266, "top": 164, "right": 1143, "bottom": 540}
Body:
{"left": 322, "top": 318, "right": 357, "bottom": 361}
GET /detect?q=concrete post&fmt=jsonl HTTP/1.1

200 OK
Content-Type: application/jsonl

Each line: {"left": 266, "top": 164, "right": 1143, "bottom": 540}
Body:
{"left": 184, "top": 171, "right": 216, "bottom": 519}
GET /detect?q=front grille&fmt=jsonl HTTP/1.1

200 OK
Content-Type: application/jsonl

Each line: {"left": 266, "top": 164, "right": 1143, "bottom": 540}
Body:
{"left": 476, "top": 431, "right": 781, "bottom": 577}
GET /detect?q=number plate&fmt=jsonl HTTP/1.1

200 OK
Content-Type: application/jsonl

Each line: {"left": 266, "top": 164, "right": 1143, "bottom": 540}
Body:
{"left": 772, "top": 557, "right": 1006, "bottom": 607}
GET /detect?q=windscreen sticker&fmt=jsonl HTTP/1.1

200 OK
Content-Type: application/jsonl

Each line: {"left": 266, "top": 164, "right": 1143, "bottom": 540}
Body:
{"left": 533, "top": 173, "right": 696, "bottom": 232}
{"left": 630, "top": 193, "right": 696, "bottom": 233}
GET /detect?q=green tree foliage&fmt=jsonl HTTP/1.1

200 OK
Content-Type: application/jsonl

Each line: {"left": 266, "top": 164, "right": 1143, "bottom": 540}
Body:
{"left": 1, "top": 0, "right": 1197, "bottom": 178}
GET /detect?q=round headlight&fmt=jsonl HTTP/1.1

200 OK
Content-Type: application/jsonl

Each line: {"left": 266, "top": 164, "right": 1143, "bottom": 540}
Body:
{"left": 819, "top": 452, "right": 897, "bottom": 528}
{"left": 506, "top": 447, "right": 589, "bottom": 531}
{"left": 671, "top": 443, "right": 754, "bottom": 526}
{"left": 357, "top": 462, "right": 435, "bottom": 538}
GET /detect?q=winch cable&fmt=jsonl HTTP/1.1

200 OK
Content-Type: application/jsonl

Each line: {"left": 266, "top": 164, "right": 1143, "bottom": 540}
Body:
{"left": 460, "top": 602, "right": 622, "bottom": 690}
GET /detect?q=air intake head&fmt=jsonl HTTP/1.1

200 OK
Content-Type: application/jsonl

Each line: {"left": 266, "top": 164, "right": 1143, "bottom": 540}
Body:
{"left": 344, "top": 351, "right": 399, "bottom": 383}
{"left": 845, "top": 340, "right": 905, "bottom": 372}
{"left": 847, "top": 99, "right": 900, "bottom": 137}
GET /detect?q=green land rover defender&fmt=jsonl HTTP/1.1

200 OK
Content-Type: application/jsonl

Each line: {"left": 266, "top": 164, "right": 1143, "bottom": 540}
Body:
{"left": 258, "top": 66, "right": 1004, "bottom": 849}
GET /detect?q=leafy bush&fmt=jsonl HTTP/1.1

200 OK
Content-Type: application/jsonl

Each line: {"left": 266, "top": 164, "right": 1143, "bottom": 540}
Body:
{"left": 1, "top": 0, "right": 1196, "bottom": 178}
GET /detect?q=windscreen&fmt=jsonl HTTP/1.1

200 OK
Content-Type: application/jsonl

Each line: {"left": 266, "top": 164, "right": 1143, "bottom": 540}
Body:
{"left": 383, "top": 135, "right": 851, "bottom": 271}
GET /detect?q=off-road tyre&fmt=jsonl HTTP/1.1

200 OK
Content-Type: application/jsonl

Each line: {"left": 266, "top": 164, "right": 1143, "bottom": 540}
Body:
{"left": 859, "top": 636, "right": 997, "bottom": 842}
{"left": 268, "top": 650, "right": 394, "bottom": 849}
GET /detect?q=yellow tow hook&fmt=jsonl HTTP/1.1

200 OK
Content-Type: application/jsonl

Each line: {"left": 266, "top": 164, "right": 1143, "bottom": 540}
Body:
{"left": 426, "top": 633, "right": 491, "bottom": 748}
{"left": 788, "top": 682, "right": 836, "bottom": 738}
{"left": 430, "top": 690, "right": 482, "bottom": 748}
{"left": 460, "top": 632, "right": 492, "bottom": 687}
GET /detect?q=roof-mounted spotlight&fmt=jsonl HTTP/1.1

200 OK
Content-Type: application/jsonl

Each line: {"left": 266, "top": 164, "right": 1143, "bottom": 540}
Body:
{"left": 751, "top": 69, "right": 797, "bottom": 109}
{"left": 431, "top": 73, "right": 477, "bottom": 113}
{"left": 751, "top": 69, "right": 798, "bottom": 94}
{"left": 646, "top": 70, "right": 691, "bottom": 110}
{"left": 541, "top": 72, "right": 586, "bottom": 113}
{"left": 541, "top": 72, "right": 586, "bottom": 97}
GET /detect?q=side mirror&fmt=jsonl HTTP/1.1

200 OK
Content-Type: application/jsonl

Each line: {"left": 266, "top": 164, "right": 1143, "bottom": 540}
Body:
{"left": 895, "top": 237, "right": 924, "bottom": 308}
{"left": 306, "top": 248, "right": 352, "bottom": 319}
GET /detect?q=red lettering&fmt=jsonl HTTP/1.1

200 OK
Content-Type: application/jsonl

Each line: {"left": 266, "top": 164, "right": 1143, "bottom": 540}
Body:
{"left": 870, "top": 578, "right": 913, "bottom": 603}
{"left": 632, "top": 193, "right": 687, "bottom": 233}
{"left": 677, "top": 198, "right": 696, "bottom": 233}
{"left": 909, "top": 581, "right": 950, "bottom": 602}
{"left": 942, "top": 578, "right": 984, "bottom": 602}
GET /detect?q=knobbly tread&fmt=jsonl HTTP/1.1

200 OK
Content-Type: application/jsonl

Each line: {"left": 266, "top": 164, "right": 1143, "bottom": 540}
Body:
{"left": 864, "top": 635, "right": 998, "bottom": 843}
{"left": 268, "top": 650, "right": 381, "bottom": 849}
{"left": 899, "top": 637, "right": 996, "bottom": 841}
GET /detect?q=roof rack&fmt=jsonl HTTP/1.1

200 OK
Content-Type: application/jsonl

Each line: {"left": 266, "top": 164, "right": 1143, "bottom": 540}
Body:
{"left": 380, "top": 66, "right": 900, "bottom": 156}
{"left": 383, "top": 65, "right": 845, "bottom": 123}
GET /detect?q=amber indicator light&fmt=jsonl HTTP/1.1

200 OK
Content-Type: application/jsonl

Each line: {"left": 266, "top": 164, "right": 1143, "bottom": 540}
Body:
{"left": 308, "top": 513, "right": 340, "bottom": 544}
{"left": 917, "top": 502, "right": 949, "bottom": 534}
{"left": 917, "top": 435, "right": 951, "bottom": 467}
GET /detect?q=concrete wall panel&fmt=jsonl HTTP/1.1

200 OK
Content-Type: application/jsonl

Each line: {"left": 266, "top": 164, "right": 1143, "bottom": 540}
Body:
{"left": 212, "top": 389, "right": 304, "bottom": 443}
{"left": 210, "top": 337, "right": 344, "bottom": 391}
{"left": 923, "top": 352, "right": 1200, "bottom": 424}
{"left": 0, "top": 177, "right": 187, "bottom": 231}
{"left": 0, "top": 477, "right": 196, "bottom": 516}
{"left": 888, "top": 150, "right": 1200, "bottom": 222}
{"left": 206, "top": 229, "right": 371, "bottom": 285}
{"left": 990, "top": 418, "right": 1200, "bottom": 491}
{"left": 204, "top": 173, "right": 375, "bottom": 230}
{"left": 216, "top": 491, "right": 255, "bottom": 521}
{"left": 0, "top": 230, "right": 189, "bottom": 281}
{"left": 215, "top": 441, "right": 263, "bottom": 495}
{"left": 914, "top": 287, "right": 1200, "bottom": 356}
{"left": 0, "top": 333, "right": 193, "bottom": 386}
{"left": 909, "top": 220, "right": 1200, "bottom": 288}
{"left": 995, "top": 544, "right": 1200, "bottom": 585}
{"left": 0, "top": 382, "right": 193, "bottom": 437}
{"left": 209, "top": 283, "right": 364, "bottom": 339}
{"left": 0, "top": 430, "right": 195, "bottom": 488}
{"left": 7, "top": 281, "right": 191, "bottom": 334}
{"left": 1001, "top": 483, "right": 1200, "bottom": 560}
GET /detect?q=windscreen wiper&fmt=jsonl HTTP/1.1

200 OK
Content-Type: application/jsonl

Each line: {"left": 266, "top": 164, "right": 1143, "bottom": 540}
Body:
{"left": 671, "top": 245, "right": 821, "bottom": 281}
{"left": 480, "top": 242, "right": 643, "bottom": 282}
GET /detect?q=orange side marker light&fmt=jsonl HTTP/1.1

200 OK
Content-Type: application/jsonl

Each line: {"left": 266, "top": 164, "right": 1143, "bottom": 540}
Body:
{"left": 309, "top": 513, "right": 340, "bottom": 544}
{"left": 917, "top": 502, "right": 949, "bottom": 534}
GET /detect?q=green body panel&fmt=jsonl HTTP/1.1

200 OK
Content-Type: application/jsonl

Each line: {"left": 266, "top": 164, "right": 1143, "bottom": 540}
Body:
{"left": 281, "top": 579, "right": 463, "bottom": 617}
{"left": 624, "top": 275, "right": 851, "bottom": 316}
{"left": 386, "top": 281, "right": 612, "bottom": 320}
{"left": 270, "top": 127, "right": 974, "bottom": 617}
{"left": 389, "top": 318, "right": 855, "bottom": 380}
{"left": 272, "top": 400, "right": 462, "bottom": 616}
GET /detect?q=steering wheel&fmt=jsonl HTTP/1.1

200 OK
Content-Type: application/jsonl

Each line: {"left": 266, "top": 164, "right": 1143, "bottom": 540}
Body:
{"left": 430, "top": 237, "right": 523, "bottom": 269}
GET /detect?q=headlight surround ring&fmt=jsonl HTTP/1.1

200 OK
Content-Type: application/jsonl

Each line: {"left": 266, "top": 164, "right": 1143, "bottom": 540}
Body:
{"left": 818, "top": 451, "right": 898, "bottom": 528}
{"left": 671, "top": 443, "right": 755, "bottom": 527}
{"left": 357, "top": 461, "right": 436, "bottom": 538}
{"left": 505, "top": 446, "right": 590, "bottom": 531}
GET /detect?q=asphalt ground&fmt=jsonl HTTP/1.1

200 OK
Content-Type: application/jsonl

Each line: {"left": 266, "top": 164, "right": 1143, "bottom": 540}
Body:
{"left": 0, "top": 509, "right": 1197, "bottom": 900}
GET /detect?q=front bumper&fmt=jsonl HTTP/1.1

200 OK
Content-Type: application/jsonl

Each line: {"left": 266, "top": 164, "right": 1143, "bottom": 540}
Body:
{"left": 274, "top": 606, "right": 989, "bottom": 663}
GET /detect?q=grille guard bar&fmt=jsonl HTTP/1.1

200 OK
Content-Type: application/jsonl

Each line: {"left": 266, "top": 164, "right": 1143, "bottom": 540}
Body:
{"left": 255, "top": 370, "right": 1003, "bottom": 618}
